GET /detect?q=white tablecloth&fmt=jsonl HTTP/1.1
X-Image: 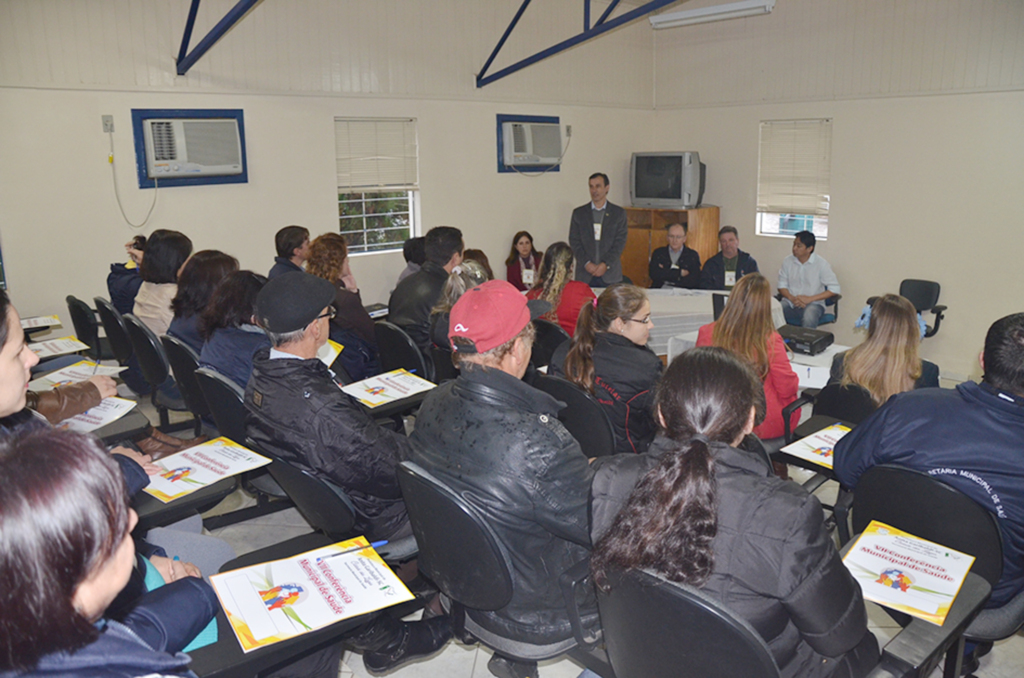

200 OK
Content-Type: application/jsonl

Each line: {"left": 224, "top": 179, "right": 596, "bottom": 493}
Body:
{"left": 667, "top": 328, "right": 850, "bottom": 390}
{"left": 632, "top": 288, "right": 785, "bottom": 357}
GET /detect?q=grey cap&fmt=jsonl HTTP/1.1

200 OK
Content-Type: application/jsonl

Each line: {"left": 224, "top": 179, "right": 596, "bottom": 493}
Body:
{"left": 255, "top": 271, "right": 336, "bottom": 333}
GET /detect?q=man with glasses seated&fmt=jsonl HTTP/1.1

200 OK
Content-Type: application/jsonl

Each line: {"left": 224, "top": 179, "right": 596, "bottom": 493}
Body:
{"left": 244, "top": 272, "right": 452, "bottom": 675}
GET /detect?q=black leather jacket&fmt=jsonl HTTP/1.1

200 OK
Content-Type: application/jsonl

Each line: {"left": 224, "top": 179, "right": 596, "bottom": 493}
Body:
{"left": 551, "top": 332, "right": 663, "bottom": 455}
{"left": 700, "top": 249, "right": 759, "bottom": 290}
{"left": 592, "top": 436, "right": 875, "bottom": 678}
{"left": 387, "top": 260, "right": 449, "bottom": 353}
{"left": 245, "top": 348, "right": 411, "bottom": 540}
{"left": 409, "top": 366, "right": 597, "bottom": 645}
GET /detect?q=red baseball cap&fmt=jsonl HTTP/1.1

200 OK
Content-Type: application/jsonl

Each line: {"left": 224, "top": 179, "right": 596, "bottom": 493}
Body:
{"left": 449, "top": 280, "right": 551, "bottom": 354}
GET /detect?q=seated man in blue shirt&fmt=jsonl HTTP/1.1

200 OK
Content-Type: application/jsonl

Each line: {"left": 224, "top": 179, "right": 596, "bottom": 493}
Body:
{"left": 834, "top": 313, "right": 1024, "bottom": 671}
{"left": 649, "top": 222, "right": 702, "bottom": 289}
{"left": 777, "top": 231, "right": 840, "bottom": 328}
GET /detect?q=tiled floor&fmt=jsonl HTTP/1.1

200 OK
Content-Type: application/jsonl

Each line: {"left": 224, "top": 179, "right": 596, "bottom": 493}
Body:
{"left": 136, "top": 399, "right": 1023, "bottom": 677}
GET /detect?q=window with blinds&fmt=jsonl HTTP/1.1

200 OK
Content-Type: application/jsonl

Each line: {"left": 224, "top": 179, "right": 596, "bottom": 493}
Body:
{"left": 755, "top": 118, "right": 831, "bottom": 239}
{"left": 335, "top": 118, "right": 419, "bottom": 253}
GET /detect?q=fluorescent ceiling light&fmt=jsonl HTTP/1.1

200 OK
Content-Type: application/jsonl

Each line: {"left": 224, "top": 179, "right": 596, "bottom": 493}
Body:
{"left": 649, "top": 0, "right": 776, "bottom": 29}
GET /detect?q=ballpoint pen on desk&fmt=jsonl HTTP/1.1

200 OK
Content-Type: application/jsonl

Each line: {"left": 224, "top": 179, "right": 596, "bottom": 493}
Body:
{"left": 316, "top": 540, "right": 389, "bottom": 564}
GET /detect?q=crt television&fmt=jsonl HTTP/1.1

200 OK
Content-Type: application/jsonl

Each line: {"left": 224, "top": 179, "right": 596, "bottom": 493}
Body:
{"left": 630, "top": 152, "right": 705, "bottom": 209}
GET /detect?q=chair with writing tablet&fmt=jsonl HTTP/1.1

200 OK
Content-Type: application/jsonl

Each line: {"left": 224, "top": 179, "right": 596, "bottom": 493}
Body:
{"left": 66, "top": 295, "right": 114, "bottom": 361}
{"left": 842, "top": 464, "right": 1024, "bottom": 677}
{"left": 531, "top": 318, "right": 571, "bottom": 370}
{"left": 191, "top": 367, "right": 294, "bottom": 530}
{"left": 396, "top": 461, "right": 612, "bottom": 678}
{"left": 123, "top": 314, "right": 197, "bottom": 434}
{"left": 161, "top": 335, "right": 214, "bottom": 431}
{"left": 596, "top": 563, "right": 984, "bottom": 678}
{"left": 532, "top": 373, "right": 617, "bottom": 458}
{"left": 374, "top": 320, "right": 432, "bottom": 382}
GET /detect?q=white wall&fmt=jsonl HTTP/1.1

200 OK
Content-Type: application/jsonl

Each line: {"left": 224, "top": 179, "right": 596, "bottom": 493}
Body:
{"left": 0, "top": 88, "right": 651, "bottom": 315}
{"left": 652, "top": 0, "right": 1024, "bottom": 380}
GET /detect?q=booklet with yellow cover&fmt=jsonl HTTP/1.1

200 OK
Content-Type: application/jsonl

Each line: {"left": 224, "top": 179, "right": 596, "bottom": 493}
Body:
{"left": 779, "top": 423, "right": 851, "bottom": 469}
{"left": 210, "top": 537, "right": 414, "bottom": 652}
{"left": 29, "top": 335, "right": 90, "bottom": 358}
{"left": 143, "top": 437, "right": 271, "bottom": 503}
{"left": 843, "top": 521, "right": 975, "bottom": 625}
{"left": 340, "top": 368, "right": 435, "bottom": 408}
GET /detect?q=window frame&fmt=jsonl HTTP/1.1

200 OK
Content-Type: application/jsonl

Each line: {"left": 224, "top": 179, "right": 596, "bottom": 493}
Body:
{"left": 334, "top": 117, "right": 420, "bottom": 255}
{"left": 755, "top": 118, "right": 832, "bottom": 241}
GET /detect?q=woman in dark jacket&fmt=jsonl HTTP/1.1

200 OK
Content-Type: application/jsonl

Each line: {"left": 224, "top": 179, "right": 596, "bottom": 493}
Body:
{"left": 551, "top": 284, "right": 662, "bottom": 455}
{"left": 590, "top": 348, "right": 878, "bottom": 678}
{"left": 306, "top": 233, "right": 380, "bottom": 381}
{"left": 198, "top": 271, "right": 270, "bottom": 389}
{"left": 168, "top": 250, "right": 239, "bottom": 353}
{"left": 0, "top": 429, "right": 217, "bottom": 678}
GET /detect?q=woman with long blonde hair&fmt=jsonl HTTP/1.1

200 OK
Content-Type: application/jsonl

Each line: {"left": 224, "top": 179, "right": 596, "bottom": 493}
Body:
{"left": 695, "top": 272, "right": 798, "bottom": 442}
{"left": 831, "top": 294, "right": 938, "bottom": 406}
{"left": 551, "top": 284, "right": 663, "bottom": 454}
{"left": 526, "top": 241, "right": 596, "bottom": 336}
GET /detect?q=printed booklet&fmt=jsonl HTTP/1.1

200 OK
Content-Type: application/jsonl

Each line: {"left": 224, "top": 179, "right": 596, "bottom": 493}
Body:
{"left": 143, "top": 437, "right": 271, "bottom": 503}
{"left": 843, "top": 521, "right": 974, "bottom": 625}
{"left": 210, "top": 537, "right": 414, "bottom": 652}
{"left": 779, "top": 423, "right": 851, "bottom": 469}
{"left": 340, "top": 369, "right": 435, "bottom": 408}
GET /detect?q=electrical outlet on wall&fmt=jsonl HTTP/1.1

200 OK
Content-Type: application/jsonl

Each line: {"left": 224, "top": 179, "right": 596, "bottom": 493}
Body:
{"left": 102, "top": 115, "right": 114, "bottom": 133}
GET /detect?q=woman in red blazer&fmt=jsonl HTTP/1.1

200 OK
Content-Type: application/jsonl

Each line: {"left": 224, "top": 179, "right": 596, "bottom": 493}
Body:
{"left": 505, "top": 231, "right": 543, "bottom": 292}
{"left": 695, "top": 273, "right": 798, "bottom": 442}
{"left": 526, "top": 241, "right": 597, "bottom": 336}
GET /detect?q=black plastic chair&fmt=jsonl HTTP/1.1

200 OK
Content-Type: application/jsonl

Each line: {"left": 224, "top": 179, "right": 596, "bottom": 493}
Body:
{"left": 900, "top": 280, "right": 946, "bottom": 338}
{"left": 532, "top": 373, "right": 617, "bottom": 458}
{"left": 842, "top": 465, "right": 1024, "bottom": 677}
{"left": 813, "top": 382, "right": 877, "bottom": 425}
{"left": 192, "top": 367, "right": 296, "bottom": 528}
{"left": 374, "top": 321, "right": 431, "bottom": 381}
{"left": 531, "top": 318, "right": 571, "bottom": 369}
{"left": 123, "top": 314, "right": 196, "bottom": 433}
{"left": 430, "top": 346, "right": 459, "bottom": 383}
{"left": 243, "top": 437, "right": 417, "bottom": 564}
{"left": 596, "top": 565, "right": 984, "bottom": 678}
{"left": 93, "top": 296, "right": 135, "bottom": 365}
{"left": 396, "top": 461, "right": 609, "bottom": 675}
{"left": 66, "top": 295, "right": 114, "bottom": 361}
{"left": 598, "top": 567, "right": 778, "bottom": 678}
{"left": 868, "top": 282, "right": 946, "bottom": 338}
{"left": 161, "top": 336, "right": 212, "bottom": 427}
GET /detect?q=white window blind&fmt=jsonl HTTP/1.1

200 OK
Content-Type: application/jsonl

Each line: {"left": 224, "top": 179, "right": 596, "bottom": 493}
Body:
{"left": 756, "top": 119, "right": 832, "bottom": 217}
{"left": 335, "top": 118, "right": 418, "bottom": 190}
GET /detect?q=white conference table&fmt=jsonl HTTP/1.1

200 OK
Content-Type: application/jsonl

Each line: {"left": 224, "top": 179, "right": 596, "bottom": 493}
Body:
{"left": 617, "top": 288, "right": 785, "bottom": 357}
{"left": 666, "top": 328, "right": 849, "bottom": 390}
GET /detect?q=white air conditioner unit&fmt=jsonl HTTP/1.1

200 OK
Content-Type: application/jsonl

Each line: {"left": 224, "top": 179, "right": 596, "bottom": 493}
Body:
{"left": 502, "top": 122, "right": 563, "bottom": 167}
{"left": 142, "top": 118, "right": 243, "bottom": 178}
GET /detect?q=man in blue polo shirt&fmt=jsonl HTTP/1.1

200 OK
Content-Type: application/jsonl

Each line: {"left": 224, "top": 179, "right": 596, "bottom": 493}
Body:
{"left": 835, "top": 313, "right": 1024, "bottom": 670}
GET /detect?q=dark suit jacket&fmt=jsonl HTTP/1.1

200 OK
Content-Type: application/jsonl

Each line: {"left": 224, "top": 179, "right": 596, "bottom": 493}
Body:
{"left": 569, "top": 201, "right": 628, "bottom": 284}
{"left": 648, "top": 245, "right": 702, "bottom": 289}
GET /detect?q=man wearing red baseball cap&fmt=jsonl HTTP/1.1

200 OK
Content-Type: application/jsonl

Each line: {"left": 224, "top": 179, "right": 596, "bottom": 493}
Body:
{"left": 411, "top": 280, "right": 598, "bottom": 678}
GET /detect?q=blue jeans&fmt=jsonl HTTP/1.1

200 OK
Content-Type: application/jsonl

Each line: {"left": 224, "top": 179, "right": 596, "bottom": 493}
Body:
{"left": 782, "top": 299, "right": 824, "bottom": 329}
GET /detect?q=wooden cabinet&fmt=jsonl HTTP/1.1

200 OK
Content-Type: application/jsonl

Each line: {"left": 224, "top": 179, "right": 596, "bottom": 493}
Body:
{"left": 622, "top": 206, "right": 720, "bottom": 288}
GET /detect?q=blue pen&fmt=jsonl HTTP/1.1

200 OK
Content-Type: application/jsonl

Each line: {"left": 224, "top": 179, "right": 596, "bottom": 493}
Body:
{"left": 316, "top": 540, "right": 388, "bottom": 563}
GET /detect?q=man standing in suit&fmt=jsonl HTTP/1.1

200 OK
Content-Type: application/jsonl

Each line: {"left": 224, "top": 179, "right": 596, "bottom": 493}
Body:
{"left": 569, "top": 173, "right": 628, "bottom": 286}
{"left": 649, "top": 222, "right": 702, "bottom": 289}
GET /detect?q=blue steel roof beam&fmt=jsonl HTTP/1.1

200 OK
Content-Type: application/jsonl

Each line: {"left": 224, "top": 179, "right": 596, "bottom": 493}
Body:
{"left": 476, "top": 0, "right": 677, "bottom": 88}
{"left": 594, "top": 0, "right": 622, "bottom": 27}
{"left": 176, "top": 0, "right": 202, "bottom": 68}
{"left": 584, "top": 0, "right": 591, "bottom": 30}
{"left": 478, "top": 0, "right": 534, "bottom": 85}
{"left": 176, "top": 0, "right": 264, "bottom": 76}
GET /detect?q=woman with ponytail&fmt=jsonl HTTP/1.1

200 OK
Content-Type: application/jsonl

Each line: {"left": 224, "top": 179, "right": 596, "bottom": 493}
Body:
{"left": 526, "top": 241, "right": 596, "bottom": 336}
{"left": 590, "top": 348, "right": 878, "bottom": 678}
{"left": 550, "top": 284, "right": 663, "bottom": 455}
{"left": 695, "top": 272, "right": 799, "bottom": 444}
